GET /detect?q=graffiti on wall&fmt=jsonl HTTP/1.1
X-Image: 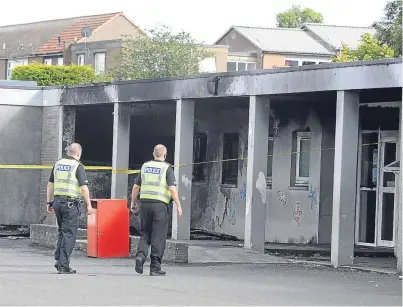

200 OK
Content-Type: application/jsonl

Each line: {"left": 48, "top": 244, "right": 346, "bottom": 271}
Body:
{"left": 240, "top": 183, "right": 246, "bottom": 201}
{"left": 277, "top": 191, "right": 287, "bottom": 207}
{"left": 292, "top": 201, "right": 303, "bottom": 227}
{"left": 308, "top": 185, "right": 317, "bottom": 210}
{"left": 216, "top": 193, "right": 237, "bottom": 227}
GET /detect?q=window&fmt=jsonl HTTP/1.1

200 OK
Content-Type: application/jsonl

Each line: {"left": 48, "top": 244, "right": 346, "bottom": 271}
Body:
{"left": 7, "top": 58, "right": 28, "bottom": 80}
{"left": 285, "top": 60, "right": 299, "bottom": 67}
{"left": 227, "top": 61, "right": 256, "bottom": 72}
{"left": 285, "top": 59, "right": 330, "bottom": 67}
{"left": 295, "top": 132, "right": 311, "bottom": 184}
{"left": 57, "top": 57, "right": 64, "bottom": 66}
{"left": 238, "top": 62, "right": 246, "bottom": 71}
{"left": 193, "top": 133, "right": 208, "bottom": 182}
{"left": 222, "top": 133, "right": 239, "bottom": 185}
{"left": 267, "top": 137, "right": 274, "bottom": 183}
{"left": 77, "top": 54, "right": 85, "bottom": 66}
{"left": 44, "top": 58, "right": 52, "bottom": 65}
{"left": 94, "top": 52, "right": 106, "bottom": 75}
{"left": 302, "top": 61, "right": 315, "bottom": 66}
{"left": 227, "top": 62, "right": 237, "bottom": 72}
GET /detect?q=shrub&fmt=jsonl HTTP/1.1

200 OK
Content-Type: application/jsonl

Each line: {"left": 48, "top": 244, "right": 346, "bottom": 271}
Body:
{"left": 11, "top": 63, "right": 97, "bottom": 86}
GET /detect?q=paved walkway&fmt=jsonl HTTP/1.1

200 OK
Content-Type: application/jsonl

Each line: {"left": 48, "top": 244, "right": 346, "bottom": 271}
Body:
{"left": 0, "top": 238, "right": 401, "bottom": 305}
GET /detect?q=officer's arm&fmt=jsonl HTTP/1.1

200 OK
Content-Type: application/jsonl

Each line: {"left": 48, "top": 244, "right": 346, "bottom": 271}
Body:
{"left": 76, "top": 165, "right": 92, "bottom": 211}
{"left": 131, "top": 173, "right": 141, "bottom": 209}
{"left": 46, "top": 183, "right": 54, "bottom": 203}
{"left": 169, "top": 186, "right": 181, "bottom": 209}
{"left": 46, "top": 166, "right": 55, "bottom": 203}
{"left": 167, "top": 167, "right": 182, "bottom": 211}
{"left": 80, "top": 185, "right": 92, "bottom": 210}
{"left": 131, "top": 185, "right": 140, "bottom": 204}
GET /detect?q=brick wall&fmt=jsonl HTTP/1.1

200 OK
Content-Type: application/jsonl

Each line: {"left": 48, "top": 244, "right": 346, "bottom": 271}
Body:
{"left": 40, "top": 106, "right": 63, "bottom": 225}
{"left": 30, "top": 224, "right": 188, "bottom": 263}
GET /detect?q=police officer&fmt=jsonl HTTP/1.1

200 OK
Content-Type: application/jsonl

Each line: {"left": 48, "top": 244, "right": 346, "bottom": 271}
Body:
{"left": 130, "top": 144, "right": 182, "bottom": 276}
{"left": 47, "top": 143, "right": 94, "bottom": 274}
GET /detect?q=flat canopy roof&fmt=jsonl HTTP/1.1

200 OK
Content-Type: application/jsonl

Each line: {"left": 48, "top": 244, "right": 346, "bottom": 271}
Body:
{"left": 0, "top": 58, "right": 402, "bottom": 107}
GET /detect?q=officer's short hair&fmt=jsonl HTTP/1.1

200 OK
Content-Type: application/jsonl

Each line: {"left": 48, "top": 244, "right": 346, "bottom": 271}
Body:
{"left": 68, "top": 143, "right": 82, "bottom": 156}
{"left": 153, "top": 144, "right": 167, "bottom": 158}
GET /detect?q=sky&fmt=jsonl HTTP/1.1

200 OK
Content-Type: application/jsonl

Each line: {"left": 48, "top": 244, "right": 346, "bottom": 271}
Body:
{"left": 0, "top": 0, "right": 388, "bottom": 44}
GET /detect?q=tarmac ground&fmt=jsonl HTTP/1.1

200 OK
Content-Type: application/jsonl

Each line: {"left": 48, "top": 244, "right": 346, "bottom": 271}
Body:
{"left": 0, "top": 238, "right": 401, "bottom": 306}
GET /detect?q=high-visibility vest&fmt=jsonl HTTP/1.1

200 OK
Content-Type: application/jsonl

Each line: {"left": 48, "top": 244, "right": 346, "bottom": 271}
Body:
{"left": 53, "top": 158, "right": 81, "bottom": 198}
{"left": 140, "top": 161, "right": 171, "bottom": 204}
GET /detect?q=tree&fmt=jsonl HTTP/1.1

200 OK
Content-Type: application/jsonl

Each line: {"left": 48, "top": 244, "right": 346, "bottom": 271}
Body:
{"left": 11, "top": 63, "right": 96, "bottom": 86}
{"left": 374, "top": 0, "right": 402, "bottom": 56}
{"left": 113, "top": 25, "right": 213, "bottom": 80}
{"left": 333, "top": 33, "right": 395, "bottom": 62}
{"left": 276, "top": 5, "right": 324, "bottom": 28}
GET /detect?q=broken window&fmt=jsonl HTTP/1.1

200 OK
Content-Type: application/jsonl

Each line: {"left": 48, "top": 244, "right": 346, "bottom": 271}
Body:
{"left": 75, "top": 106, "right": 113, "bottom": 165}
{"left": 222, "top": 133, "right": 239, "bottom": 185}
{"left": 193, "top": 133, "right": 207, "bottom": 182}
{"left": 267, "top": 137, "right": 274, "bottom": 184}
{"left": 295, "top": 132, "right": 311, "bottom": 184}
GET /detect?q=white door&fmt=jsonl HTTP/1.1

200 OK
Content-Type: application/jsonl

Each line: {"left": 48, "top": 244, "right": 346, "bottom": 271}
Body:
{"left": 377, "top": 132, "right": 399, "bottom": 247}
{"left": 356, "top": 131, "right": 399, "bottom": 247}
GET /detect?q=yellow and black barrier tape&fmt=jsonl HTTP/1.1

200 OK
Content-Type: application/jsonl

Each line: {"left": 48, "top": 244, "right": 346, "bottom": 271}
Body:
{"left": 0, "top": 142, "right": 383, "bottom": 174}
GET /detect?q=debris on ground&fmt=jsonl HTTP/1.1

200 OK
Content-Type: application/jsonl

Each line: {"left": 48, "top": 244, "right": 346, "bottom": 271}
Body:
{"left": 0, "top": 225, "right": 30, "bottom": 238}
{"left": 190, "top": 229, "right": 240, "bottom": 241}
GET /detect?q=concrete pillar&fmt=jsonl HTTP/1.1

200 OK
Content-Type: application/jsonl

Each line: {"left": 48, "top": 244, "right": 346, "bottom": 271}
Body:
{"left": 111, "top": 103, "right": 131, "bottom": 199}
{"left": 397, "top": 105, "right": 402, "bottom": 274}
{"left": 172, "top": 99, "right": 194, "bottom": 240}
{"left": 40, "top": 106, "right": 64, "bottom": 225}
{"left": 62, "top": 106, "right": 76, "bottom": 156}
{"left": 331, "top": 91, "right": 359, "bottom": 267}
{"left": 244, "top": 96, "right": 270, "bottom": 252}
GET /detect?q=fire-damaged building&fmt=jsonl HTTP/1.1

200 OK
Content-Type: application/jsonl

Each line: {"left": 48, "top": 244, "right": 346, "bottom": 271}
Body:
{"left": 0, "top": 58, "right": 401, "bottom": 271}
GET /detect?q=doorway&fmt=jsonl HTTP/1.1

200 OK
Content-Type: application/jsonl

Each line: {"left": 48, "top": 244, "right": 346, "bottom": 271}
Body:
{"left": 356, "top": 131, "right": 399, "bottom": 247}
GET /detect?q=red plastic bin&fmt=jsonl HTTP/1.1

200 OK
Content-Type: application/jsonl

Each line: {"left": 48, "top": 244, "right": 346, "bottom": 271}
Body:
{"left": 87, "top": 199, "right": 130, "bottom": 258}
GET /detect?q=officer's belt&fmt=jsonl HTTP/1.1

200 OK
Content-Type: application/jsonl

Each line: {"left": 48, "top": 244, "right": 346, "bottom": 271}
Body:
{"left": 54, "top": 195, "right": 80, "bottom": 202}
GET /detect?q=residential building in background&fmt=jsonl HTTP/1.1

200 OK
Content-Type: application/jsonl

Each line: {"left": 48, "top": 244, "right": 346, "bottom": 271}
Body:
{"left": 302, "top": 23, "right": 377, "bottom": 53}
{"left": 214, "top": 24, "right": 377, "bottom": 70}
{"left": 198, "top": 45, "right": 229, "bottom": 73}
{"left": 215, "top": 26, "right": 333, "bottom": 71}
{"left": 0, "top": 12, "right": 144, "bottom": 79}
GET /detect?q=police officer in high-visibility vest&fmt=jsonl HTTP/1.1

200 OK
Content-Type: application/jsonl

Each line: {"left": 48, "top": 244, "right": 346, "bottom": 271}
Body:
{"left": 130, "top": 144, "right": 182, "bottom": 276}
{"left": 47, "top": 143, "right": 94, "bottom": 274}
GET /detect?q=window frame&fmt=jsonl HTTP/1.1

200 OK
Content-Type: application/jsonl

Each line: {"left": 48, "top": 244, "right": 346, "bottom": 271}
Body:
{"left": 6, "top": 58, "right": 28, "bottom": 80}
{"left": 193, "top": 132, "right": 208, "bottom": 182}
{"left": 94, "top": 52, "right": 106, "bottom": 75}
{"left": 44, "top": 58, "right": 52, "bottom": 65}
{"left": 227, "top": 61, "right": 256, "bottom": 72}
{"left": 222, "top": 133, "right": 239, "bottom": 186}
{"left": 57, "top": 57, "right": 64, "bottom": 66}
{"left": 267, "top": 137, "right": 274, "bottom": 185}
{"left": 77, "top": 54, "right": 85, "bottom": 66}
{"left": 295, "top": 132, "right": 311, "bottom": 185}
{"left": 284, "top": 58, "right": 331, "bottom": 67}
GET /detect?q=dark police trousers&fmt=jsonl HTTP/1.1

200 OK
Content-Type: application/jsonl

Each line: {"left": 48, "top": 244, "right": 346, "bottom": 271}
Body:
{"left": 53, "top": 198, "right": 79, "bottom": 269}
{"left": 136, "top": 201, "right": 169, "bottom": 271}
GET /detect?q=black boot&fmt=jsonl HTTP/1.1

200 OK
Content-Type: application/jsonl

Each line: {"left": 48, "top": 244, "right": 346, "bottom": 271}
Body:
{"left": 150, "top": 269, "right": 166, "bottom": 276}
{"left": 135, "top": 258, "right": 144, "bottom": 274}
{"left": 58, "top": 266, "right": 76, "bottom": 274}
